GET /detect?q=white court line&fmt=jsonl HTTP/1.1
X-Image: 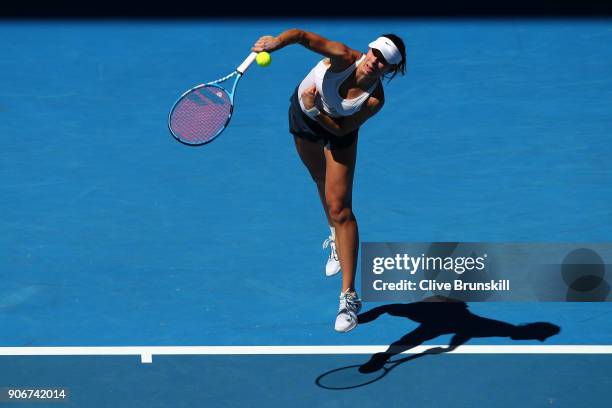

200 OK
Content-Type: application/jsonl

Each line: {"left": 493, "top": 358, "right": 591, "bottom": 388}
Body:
{"left": 1, "top": 345, "right": 612, "bottom": 364}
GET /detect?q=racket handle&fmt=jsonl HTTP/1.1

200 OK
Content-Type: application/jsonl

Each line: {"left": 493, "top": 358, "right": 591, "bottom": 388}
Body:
{"left": 237, "top": 52, "right": 258, "bottom": 75}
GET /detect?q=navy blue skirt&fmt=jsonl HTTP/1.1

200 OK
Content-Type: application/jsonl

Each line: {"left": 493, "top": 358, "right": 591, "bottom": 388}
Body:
{"left": 288, "top": 87, "right": 358, "bottom": 150}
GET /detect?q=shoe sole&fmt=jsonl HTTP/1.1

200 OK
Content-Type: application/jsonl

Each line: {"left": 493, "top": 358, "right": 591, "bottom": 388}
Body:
{"left": 334, "top": 310, "right": 360, "bottom": 333}
{"left": 335, "top": 320, "right": 358, "bottom": 333}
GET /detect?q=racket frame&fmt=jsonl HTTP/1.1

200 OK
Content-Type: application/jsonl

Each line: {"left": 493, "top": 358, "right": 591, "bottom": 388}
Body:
{"left": 168, "top": 52, "right": 257, "bottom": 146}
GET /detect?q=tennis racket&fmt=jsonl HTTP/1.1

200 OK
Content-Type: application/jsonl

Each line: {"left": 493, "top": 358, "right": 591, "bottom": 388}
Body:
{"left": 168, "top": 52, "right": 258, "bottom": 146}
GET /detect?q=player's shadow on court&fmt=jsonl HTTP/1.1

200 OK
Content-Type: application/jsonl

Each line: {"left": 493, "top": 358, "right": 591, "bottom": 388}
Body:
{"left": 356, "top": 296, "right": 560, "bottom": 374}
{"left": 315, "top": 297, "right": 560, "bottom": 389}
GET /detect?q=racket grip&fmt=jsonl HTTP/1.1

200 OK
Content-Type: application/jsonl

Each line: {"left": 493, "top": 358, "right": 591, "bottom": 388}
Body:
{"left": 237, "top": 52, "right": 258, "bottom": 75}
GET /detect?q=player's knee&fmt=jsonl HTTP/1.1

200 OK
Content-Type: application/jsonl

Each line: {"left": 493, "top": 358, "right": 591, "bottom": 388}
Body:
{"left": 327, "top": 200, "right": 354, "bottom": 224}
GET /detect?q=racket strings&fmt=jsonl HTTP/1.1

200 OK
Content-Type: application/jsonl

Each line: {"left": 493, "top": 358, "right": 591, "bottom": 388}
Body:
{"left": 170, "top": 85, "right": 232, "bottom": 145}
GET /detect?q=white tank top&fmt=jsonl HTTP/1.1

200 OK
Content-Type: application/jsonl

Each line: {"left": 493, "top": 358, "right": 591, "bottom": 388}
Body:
{"left": 297, "top": 54, "right": 379, "bottom": 118}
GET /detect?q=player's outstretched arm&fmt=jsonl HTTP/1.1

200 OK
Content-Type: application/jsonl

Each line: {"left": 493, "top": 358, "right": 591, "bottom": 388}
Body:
{"left": 251, "top": 29, "right": 360, "bottom": 67}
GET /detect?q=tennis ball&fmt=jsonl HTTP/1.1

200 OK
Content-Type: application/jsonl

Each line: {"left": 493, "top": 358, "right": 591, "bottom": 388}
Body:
{"left": 256, "top": 52, "right": 272, "bottom": 67}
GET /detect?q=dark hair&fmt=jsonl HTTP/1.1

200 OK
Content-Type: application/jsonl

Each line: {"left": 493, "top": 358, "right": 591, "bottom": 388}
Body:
{"left": 381, "top": 33, "right": 406, "bottom": 82}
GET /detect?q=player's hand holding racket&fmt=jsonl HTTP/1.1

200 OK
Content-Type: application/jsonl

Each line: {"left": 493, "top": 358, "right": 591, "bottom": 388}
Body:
{"left": 251, "top": 35, "right": 282, "bottom": 53}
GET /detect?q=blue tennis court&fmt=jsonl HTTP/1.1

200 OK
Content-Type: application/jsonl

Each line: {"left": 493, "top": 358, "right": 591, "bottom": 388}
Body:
{"left": 1, "top": 19, "right": 611, "bottom": 406}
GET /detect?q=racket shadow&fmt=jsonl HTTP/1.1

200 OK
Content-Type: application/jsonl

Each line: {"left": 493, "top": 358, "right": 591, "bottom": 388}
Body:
{"left": 315, "top": 347, "right": 443, "bottom": 390}
{"left": 315, "top": 296, "right": 561, "bottom": 390}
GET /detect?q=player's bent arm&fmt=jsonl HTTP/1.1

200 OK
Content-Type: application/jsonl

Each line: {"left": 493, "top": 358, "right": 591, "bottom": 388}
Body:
{"left": 313, "top": 96, "right": 384, "bottom": 137}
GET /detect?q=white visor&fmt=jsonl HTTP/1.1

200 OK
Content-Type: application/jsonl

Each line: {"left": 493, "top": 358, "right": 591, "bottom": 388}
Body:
{"left": 368, "top": 36, "right": 402, "bottom": 65}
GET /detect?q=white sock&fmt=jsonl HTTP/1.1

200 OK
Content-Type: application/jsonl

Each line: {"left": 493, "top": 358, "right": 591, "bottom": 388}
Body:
{"left": 329, "top": 226, "right": 336, "bottom": 240}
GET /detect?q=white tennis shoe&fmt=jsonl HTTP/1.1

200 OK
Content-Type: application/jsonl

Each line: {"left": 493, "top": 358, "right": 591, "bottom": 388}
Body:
{"left": 322, "top": 236, "right": 341, "bottom": 277}
{"left": 334, "top": 290, "right": 362, "bottom": 333}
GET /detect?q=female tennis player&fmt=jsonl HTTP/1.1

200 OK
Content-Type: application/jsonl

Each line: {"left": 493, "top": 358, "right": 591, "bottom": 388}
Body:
{"left": 252, "top": 29, "right": 406, "bottom": 332}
